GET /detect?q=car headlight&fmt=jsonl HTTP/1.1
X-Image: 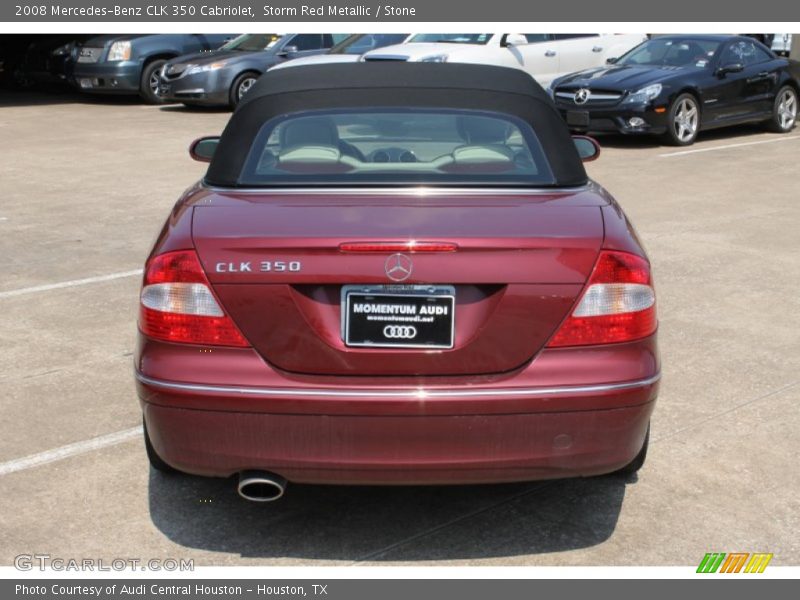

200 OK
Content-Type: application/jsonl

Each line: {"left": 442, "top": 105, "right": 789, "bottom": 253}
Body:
{"left": 51, "top": 42, "right": 74, "bottom": 57}
{"left": 186, "top": 62, "right": 227, "bottom": 75}
{"left": 418, "top": 54, "right": 449, "bottom": 63}
{"left": 623, "top": 83, "right": 662, "bottom": 104}
{"left": 107, "top": 41, "right": 132, "bottom": 62}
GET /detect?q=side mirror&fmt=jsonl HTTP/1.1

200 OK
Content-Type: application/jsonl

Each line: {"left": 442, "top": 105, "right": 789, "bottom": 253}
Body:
{"left": 606, "top": 57, "right": 618, "bottom": 64}
{"left": 278, "top": 45, "right": 299, "bottom": 58}
{"left": 504, "top": 34, "right": 529, "bottom": 47}
{"left": 716, "top": 62, "right": 744, "bottom": 76}
{"left": 189, "top": 136, "right": 219, "bottom": 162}
{"left": 573, "top": 135, "right": 601, "bottom": 162}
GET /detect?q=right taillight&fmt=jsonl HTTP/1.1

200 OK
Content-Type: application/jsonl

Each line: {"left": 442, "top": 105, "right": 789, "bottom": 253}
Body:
{"left": 139, "top": 250, "right": 249, "bottom": 347}
{"left": 547, "top": 250, "right": 656, "bottom": 347}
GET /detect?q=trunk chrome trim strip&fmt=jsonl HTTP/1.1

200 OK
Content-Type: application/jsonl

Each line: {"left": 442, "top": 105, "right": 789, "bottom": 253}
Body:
{"left": 200, "top": 184, "right": 593, "bottom": 196}
{"left": 135, "top": 371, "right": 660, "bottom": 399}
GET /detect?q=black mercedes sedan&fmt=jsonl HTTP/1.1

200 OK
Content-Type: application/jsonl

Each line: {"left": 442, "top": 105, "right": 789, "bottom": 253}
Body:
{"left": 549, "top": 35, "right": 799, "bottom": 145}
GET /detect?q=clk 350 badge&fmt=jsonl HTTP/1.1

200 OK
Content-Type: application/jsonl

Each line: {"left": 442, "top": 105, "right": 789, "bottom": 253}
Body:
{"left": 215, "top": 261, "right": 302, "bottom": 273}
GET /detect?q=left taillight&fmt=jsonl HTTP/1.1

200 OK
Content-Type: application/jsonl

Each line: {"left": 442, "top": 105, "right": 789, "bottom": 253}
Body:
{"left": 546, "top": 250, "right": 656, "bottom": 347}
{"left": 138, "top": 250, "right": 249, "bottom": 347}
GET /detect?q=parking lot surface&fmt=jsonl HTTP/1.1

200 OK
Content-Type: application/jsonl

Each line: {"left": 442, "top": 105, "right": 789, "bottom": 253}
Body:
{"left": 1, "top": 90, "right": 798, "bottom": 566}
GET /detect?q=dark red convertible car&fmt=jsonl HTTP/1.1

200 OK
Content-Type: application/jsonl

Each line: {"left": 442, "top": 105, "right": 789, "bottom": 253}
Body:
{"left": 135, "top": 64, "right": 660, "bottom": 501}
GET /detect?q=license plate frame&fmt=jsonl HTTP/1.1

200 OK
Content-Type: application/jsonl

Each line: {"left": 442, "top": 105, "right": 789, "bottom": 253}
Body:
{"left": 341, "top": 284, "right": 455, "bottom": 349}
{"left": 566, "top": 110, "right": 590, "bottom": 127}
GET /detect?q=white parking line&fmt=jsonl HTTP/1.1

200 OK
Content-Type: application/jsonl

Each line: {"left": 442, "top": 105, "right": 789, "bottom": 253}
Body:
{"left": 0, "top": 426, "right": 142, "bottom": 477}
{"left": 659, "top": 135, "right": 800, "bottom": 157}
{"left": 0, "top": 269, "right": 142, "bottom": 299}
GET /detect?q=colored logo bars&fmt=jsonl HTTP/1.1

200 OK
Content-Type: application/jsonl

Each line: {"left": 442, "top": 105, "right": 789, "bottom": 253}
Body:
{"left": 697, "top": 552, "right": 773, "bottom": 573}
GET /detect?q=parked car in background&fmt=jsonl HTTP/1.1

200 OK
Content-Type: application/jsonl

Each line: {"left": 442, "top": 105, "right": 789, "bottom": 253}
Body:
{"left": 361, "top": 33, "right": 647, "bottom": 86}
{"left": 270, "top": 33, "right": 411, "bottom": 70}
{"left": 0, "top": 35, "right": 38, "bottom": 88}
{"left": 771, "top": 34, "right": 793, "bottom": 57}
{"left": 11, "top": 35, "right": 93, "bottom": 88}
{"left": 136, "top": 63, "right": 659, "bottom": 502}
{"left": 550, "top": 35, "right": 799, "bottom": 145}
{"left": 72, "top": 34, "right": 236, "bottom": 103}
{"left": 159, "top": 34, "right": 346, "bottom": 108}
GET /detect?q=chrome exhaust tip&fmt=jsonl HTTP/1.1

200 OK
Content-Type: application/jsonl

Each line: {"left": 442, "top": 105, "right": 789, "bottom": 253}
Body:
{"left": 237, "top": 470, "right": 287, "bottom": 502}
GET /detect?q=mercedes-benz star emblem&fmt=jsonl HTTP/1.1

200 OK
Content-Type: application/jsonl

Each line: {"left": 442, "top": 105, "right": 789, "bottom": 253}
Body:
{"left": 384, "top": 253, "right": 413, "bottom": 282}
{"left": 574, "top": 88, "right": 591, "bottom": 105}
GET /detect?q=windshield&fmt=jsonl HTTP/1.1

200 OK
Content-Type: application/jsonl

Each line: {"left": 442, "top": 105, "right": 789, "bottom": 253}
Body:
{"left": 221, "top": 34, "right": 282, "bottom": 52}
{"left": 240, "top": 108, "right": 555, "bottom": 187}
{"left": 408, "top": 34, "right": 493, "bottom": 45}
{"left": 618, "top": 38, "right": 721, "bottom": 68}
{"left": 330, "top": 34, "right": 409, "bottom": 55}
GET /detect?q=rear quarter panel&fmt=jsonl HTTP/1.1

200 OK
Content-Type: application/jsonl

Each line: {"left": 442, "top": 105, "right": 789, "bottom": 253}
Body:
{"left": 146, "top": 182, "right": 199, "bottom": 261}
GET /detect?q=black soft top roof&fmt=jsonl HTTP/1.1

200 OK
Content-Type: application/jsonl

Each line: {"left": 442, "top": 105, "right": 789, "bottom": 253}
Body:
{"left": 241, "top": 61, "right": 554, "bottom": 101}
{"left": 205, "top": 63, "right": 587, "bottom": 187}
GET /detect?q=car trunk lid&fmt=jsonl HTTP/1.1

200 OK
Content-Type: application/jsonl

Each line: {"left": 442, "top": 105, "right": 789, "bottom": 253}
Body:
{"left": 191, "top": 188, "right": 607, "bottom": 376}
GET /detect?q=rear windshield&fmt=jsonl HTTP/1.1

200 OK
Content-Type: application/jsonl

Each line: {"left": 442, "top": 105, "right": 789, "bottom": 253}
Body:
{"left": 239, "top": 109, "right": 556, "bottom": 187}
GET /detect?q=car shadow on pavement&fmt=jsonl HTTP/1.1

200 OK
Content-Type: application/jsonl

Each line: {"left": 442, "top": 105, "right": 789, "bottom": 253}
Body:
{"left": 147, "top": 470, "right": 629, "bottom": 562}
{"left": 0, "top": 88, "right": 143, "bottom": 107}
{"left": 593, "top": 122, "right": 781, "bottom": 149}
{"left": 158, "top": 104, "right": 232, "bottom": 114}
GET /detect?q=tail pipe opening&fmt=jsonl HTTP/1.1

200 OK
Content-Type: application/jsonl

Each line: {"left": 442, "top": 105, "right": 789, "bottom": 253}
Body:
{"left": 237, "top": 470, "right": 287, "bottom": 502}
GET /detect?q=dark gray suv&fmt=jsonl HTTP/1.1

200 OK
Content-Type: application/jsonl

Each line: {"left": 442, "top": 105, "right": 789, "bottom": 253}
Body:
{"left": 158, "top": 34, "right": 345, "bottom": 108}
{"left": 72, "top": 34, "right": 236, "bottom": 103}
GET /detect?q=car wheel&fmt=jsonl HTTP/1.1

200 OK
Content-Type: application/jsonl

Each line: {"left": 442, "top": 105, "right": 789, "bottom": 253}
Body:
{"left": 614, "top": 423, "right": 650, "bottom": 476}
{"left": 663, "top": 93, "right": 700, "bottom": 146}
{"left": 766, "top": 85, "right": 798, "bottom": 133}
{"left": 139, "top": 59, "right": 168, "bottom": 104}
{"left": 143, "top": 418, "right": 178, "bottom": 474}
{"left": 229, "top": 71, "right": 260, "bottom": 108}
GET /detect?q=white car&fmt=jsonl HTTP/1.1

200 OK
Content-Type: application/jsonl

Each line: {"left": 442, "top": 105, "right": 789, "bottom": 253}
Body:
{"left": 362, "top": 33, "right": 648, "bottom": 86}
{"left": 771, "top": 34, "right": 793, "bottom": 56}
{"left": 270, "top": 33, "right": 412, "bottom": 70}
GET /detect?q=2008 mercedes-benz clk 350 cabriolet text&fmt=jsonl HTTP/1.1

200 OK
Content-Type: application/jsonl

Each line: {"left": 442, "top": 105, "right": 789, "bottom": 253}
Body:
{"left": 135, "top": 63, "right": 660, "bottom": 501}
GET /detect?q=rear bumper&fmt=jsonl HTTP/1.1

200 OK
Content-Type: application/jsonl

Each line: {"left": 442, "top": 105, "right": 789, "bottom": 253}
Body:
{"left": 136, "top": 335, "right": 660, "bottom": 484}
{"left": 142, "top": 396, "right": 655, "bottom": 484}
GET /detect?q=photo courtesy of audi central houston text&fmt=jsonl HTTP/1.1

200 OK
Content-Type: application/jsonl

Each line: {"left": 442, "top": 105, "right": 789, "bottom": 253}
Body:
{"left": 136, "top": 63, "right": 659, "bottom": 502}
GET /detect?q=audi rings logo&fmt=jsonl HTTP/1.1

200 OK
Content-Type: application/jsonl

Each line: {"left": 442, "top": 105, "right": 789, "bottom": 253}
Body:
{"left": 383, "top": 325, "right": 417, "bottom": 339}
{"left": 384, "top": 253, "right": 413, "bottom": 282}
{"left": 574, "top": 88, "right": 591, "bottom": 105}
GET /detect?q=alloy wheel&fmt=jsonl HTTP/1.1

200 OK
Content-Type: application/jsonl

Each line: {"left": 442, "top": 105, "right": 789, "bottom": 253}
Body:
{"left": 778, "top": 89, "right": 797, "bottom": 130}
{"left": 238, "top": 77, "right": 257, "bottom": 100}
{"left": 149, "top": 70, "right": 160, "bottom": 94}
{"left": 673, "top": 98, "right": 698, "bottom": 143}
